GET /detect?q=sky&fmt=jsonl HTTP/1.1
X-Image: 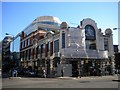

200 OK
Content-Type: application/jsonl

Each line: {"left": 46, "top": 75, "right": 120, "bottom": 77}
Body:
{"left": 1, "top": 2, "right": 119, "bottom": 45}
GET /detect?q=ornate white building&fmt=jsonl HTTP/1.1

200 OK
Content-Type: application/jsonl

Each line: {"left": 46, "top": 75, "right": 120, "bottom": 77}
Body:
{"left": 20, "top": 16, "right": 115, "bottom": 77}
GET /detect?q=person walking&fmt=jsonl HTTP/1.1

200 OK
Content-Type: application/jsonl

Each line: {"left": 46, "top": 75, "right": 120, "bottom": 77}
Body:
{"left": 43, "top": 69, "right": 46, "bottom": 78}
{"left": 76, "top": 69, "right": 79, "bottom": 78}
{"left": 12, "top": 69, "right": 17, "bottom": 77}
{"left": 15, "top": 70, "right": 18, "bottom": 77}
{"left": 61, "top": 68, "right": 64, "bottom": 77}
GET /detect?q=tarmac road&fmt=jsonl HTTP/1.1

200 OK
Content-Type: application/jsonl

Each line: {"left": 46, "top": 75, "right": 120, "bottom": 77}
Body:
{"left": 2, "top": 75, "right": 120, "bottom": 89}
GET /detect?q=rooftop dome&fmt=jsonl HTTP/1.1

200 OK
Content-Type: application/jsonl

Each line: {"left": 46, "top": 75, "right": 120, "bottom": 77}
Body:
{"left": 60, "top": 22, "right": 68, "bottom": 29}
{"left": 105, "top": 28, "right": 112, "bottom": 35}
{"left": 35, "top": 16, "right": 61, "bottom": 24}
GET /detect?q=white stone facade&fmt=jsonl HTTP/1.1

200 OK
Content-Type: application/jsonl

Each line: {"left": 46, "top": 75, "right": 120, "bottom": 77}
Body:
{"left": 20, "top": 17, "right": 115, "bottom": 77}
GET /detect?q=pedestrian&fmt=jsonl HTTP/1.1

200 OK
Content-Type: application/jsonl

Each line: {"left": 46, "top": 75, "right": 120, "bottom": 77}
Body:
{"left": 99, "top": 68, "right": 102, "bottom": 77}
{"left": 43, "top": 69, "right": 46, "bottom": 78}
{"left": 13, "top": 69, "right": 17, "bottom": 77}
{"left": 76, "top": 69, "right": 79, "bottom": 78}
{"left": 93, "top": 68, "right": 96, "bottom": 76}
{"left": 15, "top": 70, "right": 18, "bottom": 77}
{"left": 61, "top": 68, "right": 64, "bottom": 77}
{"left": 12, "top": 69, "right": 15, "bottom": 77}
{"left": 9, "top": 69, "right": 12, "bottom": 77}
{"left": 79, "top": 69, "right": 81, "bottom": 78}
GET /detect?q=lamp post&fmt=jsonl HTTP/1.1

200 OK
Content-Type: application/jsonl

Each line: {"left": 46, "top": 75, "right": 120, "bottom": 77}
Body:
{"left": 113, "top": 28, "right": 120, "bottom": 30}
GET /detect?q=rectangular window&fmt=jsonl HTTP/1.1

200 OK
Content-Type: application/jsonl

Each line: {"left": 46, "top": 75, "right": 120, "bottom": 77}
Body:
{"left": 48, "top": 42, "right": 50, "bottom": 51}
{"left": 22, "top": 41, "right": 24, "bottom": 48}
{"left": 26, "top": 50, "right": 28, "bottom": 60}
{"left": 43, "top": 44, "right": 45, "bottom": 53}
{"left": 54, "top": 40, "right": 59, "bottom": 53}
{"left": 41, "top": 44, "right": 45, "bottom": 53}
{"left": 89, "top": 44, "right": 96, "bottom": 50}
{"left": 36, "top": 46, "right": 39, "bottom": 58}
{"left": 20, "top": 42, "right": 22, "bottom": 49}
{"left": 28, "top": 38, "right": 30, "bottom": 46}
{"left": 45, "top": 44, "right": 48, "bottom": 57}
{"left": 32, "top": 48, "right": 35, "bottom": 59}
{"left": 24, "top": 41, "right": 26, "bottom": 47}
{"left": 29, "top": 49, "right": 31, "bottom": 60}
{"left": 104, "top": 38, "right": 109, "bottom": 51}
{"left": 26, "top": 39, "right": 28, "bottom": 46}
{"left": 104, "top": 41, "right": 109, "bottom": 50}
{"left": 41, "top": 44, "right": 43, "bottom": 54}
{"left": 23, "top": 51, "right": 25, "bottom": 60}
{"left": 50, "top": 42, "right": 53, "bottom": 56}
{"left": 39, "top": 45, "right": 42, "bottom": 57}
{"left": 62, "top": 33, "right": 65, "bottom": 48}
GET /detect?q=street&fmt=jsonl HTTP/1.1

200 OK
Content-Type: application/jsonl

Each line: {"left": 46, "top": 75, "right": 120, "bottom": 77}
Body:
{"left": 2, "top": 75, "right": 120, "bottom": 88}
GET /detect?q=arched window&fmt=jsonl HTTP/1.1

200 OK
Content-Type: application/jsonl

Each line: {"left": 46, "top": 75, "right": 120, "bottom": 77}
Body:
{"left": 85, "top": 25, "right": 96, "bottom": 40}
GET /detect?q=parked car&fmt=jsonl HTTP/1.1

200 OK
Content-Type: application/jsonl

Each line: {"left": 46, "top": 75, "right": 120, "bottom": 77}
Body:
{"left": 14, "top": 67, "right": 25, "bottom": 76}
{"left": 14, "top": 67, "right": 37, "bottom": 77}
{"left": 25, "top": 69, "right": 36, "bottom": 77}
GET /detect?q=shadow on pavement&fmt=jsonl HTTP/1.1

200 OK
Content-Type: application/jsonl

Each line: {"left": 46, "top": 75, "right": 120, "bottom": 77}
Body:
{"left": 112, "top": 80, "right": 120, "bottom": 82}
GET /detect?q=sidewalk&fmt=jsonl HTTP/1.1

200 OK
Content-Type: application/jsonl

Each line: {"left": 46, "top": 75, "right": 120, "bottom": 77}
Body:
{"left": 57, "top": 75, "right": 119, "bottom": 80}
{"left": 3, "top": 74, "right": 119, "bottom": 81}
{"left": 9, "top": 77, "right": 22, "bottom": 79}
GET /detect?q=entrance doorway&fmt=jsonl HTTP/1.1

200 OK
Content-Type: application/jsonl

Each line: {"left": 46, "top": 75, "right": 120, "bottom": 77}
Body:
{"left": 70, "top": 61, "right": 78, "bottom": 77}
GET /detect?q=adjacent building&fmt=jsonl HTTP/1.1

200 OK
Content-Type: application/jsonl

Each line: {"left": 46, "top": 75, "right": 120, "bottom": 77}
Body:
{"left": 20, "top": 16, "right": 115, "bottom": 77}
{"left": 114, "top": 45, "right": 120, "bottom": 71}
{"left": 10, "top": 33, "right": 21, "bottom": 68}
{"left": 2, "top": 36, "right": 13, "bottom": 72}
{"left": 0, "top": 42, "right": 1, "bottom": 78}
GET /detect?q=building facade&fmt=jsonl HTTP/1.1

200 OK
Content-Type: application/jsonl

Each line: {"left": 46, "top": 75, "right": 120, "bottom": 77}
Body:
{"left": 2, "top": 36, "right": 13, "bottom": 72}
{"left": 113, "top": 45, "right": 120, "bottom": 71}
{"left": 10, "top": 33, "right": 21, "bottom": 68}
{"left": 0, "top": 42, "right": 1, "bottom": 78}
{"left": 20, "top": 16, "right": 61, "bottom": 77}
{"left": 20, "top": 16, "right": 115, "bottom": 77}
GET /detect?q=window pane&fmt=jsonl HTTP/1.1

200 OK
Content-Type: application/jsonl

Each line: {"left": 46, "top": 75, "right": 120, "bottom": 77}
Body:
{"left": 62, "top": 33, "right": 65, "bottom": 48}
{"left": 54, "top": 40, "right": 59, "bottom": 52}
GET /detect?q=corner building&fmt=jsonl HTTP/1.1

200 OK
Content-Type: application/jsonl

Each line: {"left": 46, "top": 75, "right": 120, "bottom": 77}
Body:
{"left": 20, "top": 16, "right": 115, "bottom": 77}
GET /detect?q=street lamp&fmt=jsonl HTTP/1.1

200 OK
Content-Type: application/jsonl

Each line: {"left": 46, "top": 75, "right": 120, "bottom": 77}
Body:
{"left": 113, "top": 28, "right": 120, "bottom": 30}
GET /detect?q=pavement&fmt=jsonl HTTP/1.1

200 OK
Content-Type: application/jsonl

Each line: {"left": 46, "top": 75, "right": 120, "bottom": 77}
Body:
{"left": 57, "top": 75, "right": 120, "bottom": 83}
{"left": 7, "top": 74, "right": 120, "bottom": 81}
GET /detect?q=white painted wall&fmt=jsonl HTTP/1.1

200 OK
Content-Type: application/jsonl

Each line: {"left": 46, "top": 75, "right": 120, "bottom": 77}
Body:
{"left": 68, "top": 27, "right": 85, "bottom": 49}
{"left": 99, "top": 37, "right": 104, "bottom": 50}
